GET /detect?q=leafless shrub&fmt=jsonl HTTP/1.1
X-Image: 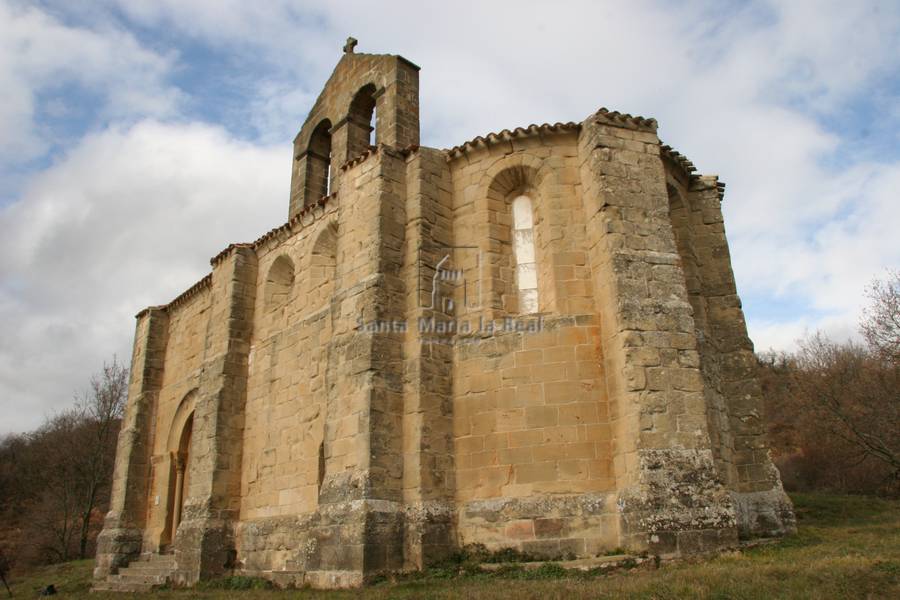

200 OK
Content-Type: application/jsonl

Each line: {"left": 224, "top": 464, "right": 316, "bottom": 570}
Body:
{"left": 0, "top": 358, "right": 127, "bottom": 566}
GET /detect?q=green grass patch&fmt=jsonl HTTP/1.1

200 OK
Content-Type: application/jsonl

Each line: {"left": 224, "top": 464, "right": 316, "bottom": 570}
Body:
{"left": 5, "top": 558, "right": 95, "bottom": 596}
{"left": 6, "top": 493, "right": 900, "bottom": 599}
{"left": 197, "top": 575, "right": 275, "bottom": 590}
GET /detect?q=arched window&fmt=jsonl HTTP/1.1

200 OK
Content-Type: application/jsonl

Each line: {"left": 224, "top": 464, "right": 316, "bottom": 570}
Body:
{"left": 305, "top": 119, "right": 332, "bottom": 206}
{"left": 347, "top": 84, "right": 376, "bottom": 160}
{"left": 265, "top": 255, "right": 295, "bottom": 311}
{"left": 308, "top": 223, "right": 338, "bottom": 310}
{"left": 512, "top": 195, "right": 538, "bottom": 313}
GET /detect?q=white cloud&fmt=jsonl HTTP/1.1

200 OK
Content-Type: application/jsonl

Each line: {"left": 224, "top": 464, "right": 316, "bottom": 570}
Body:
{"left": 750, "top": 314, "right": 860, "bottom": 355}
{"left": 0, "top": 1, "right": 182, "bottom": 164}
{"left": 246, "top": 81, "right": 318, "bottom": 146}
{"left": 0, "top": 120, "right": 288, "bottom": 434}
{"left": 1, "top": 0, "right": 899, "bottom": 433}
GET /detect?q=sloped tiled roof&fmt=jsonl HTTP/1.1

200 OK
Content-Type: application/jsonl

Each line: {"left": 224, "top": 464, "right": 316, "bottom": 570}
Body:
{"left": 592, "top": 107, "right": 657, "bottom": 131}
{"left": 445, "top": 122, "right": 580, "bottom": 159}
{"left": 138, "top": 192, "right": 339, "bottom": 317}
{"left": 660, "top": 143, "right": 697, "bottom": 180}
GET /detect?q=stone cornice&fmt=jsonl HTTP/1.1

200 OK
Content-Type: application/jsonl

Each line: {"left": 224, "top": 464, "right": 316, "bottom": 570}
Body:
{"left": 592, "top": 107, "right": 657, "bottom": 132}
{"left": 660, "top": 144, "right": 724, "bottom": 200}
{"left": 660, "top": 143, "right": 697, "bottom": 182}
{"left": 689, "top": 174, "right": 727, "bottom": 202}
{"left": 134, "top": 304, "right": 167, "bottom": 319}
{"left": 340, "top": 143, "right": 421, "bottom": 172}
{"left": 444, "top": 122, "right": 581, "bottom": 161}
{"left": 135, "top": 274, "right": 212, "bottom": 319}
{"left": 251, "top": 191, "right": 337, "bottom": 251}
{"left": 136, "top": 193, "right": 339, "bottom": 318}
{"left": 209, "top": 242, "right": 254, "bottom": 268}
{"left": 340, "top": 144, "right": 380, "bottom": 171}
{"left": 395, "top": 55, "right": 421, "bottom": 71}
{"left": 211, "top": 192, "right": 338, "bottom": 266}
{"left": 166, "top": 274, "right": 213, "bottom": 313}
{"left": 399, "top": 144, "right": 420, "bottom": 160}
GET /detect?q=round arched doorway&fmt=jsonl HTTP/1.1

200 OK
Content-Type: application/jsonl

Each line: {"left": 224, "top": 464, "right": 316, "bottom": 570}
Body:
{"left": 160, "top": 391, "right": 197, "bottom": 550}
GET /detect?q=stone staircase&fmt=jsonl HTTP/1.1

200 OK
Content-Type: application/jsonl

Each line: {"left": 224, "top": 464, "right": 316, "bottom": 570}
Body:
{"left": 93, "top": 553, "right": 176, "bottom": 592}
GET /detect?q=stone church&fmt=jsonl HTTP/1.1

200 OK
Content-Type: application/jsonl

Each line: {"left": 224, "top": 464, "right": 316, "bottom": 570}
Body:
{"left": 94, "top": 40, "right": 795, "bottom": 590}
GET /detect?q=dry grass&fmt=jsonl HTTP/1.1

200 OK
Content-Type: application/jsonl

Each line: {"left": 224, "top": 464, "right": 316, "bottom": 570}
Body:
{"left": 6, "top": 493, "right": 899, "bottom": 599}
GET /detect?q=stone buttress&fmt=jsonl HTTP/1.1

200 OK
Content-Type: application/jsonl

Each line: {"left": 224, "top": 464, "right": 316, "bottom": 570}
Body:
{"left": 95, "top": 42, "right": 794, "bottom": 590}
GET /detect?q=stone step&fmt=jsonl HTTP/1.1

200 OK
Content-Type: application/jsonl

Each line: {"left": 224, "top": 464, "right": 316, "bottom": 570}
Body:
{"left": 121, "top": 563, "right": 174, "bottom": 575}
{"left": 115, "top": 569, "right": 171, "bottom": 580}
{"left": 112, "top": 572, "right": 169, "bottom": 585}
{"left": 136, "top": 554, "right": 176, "bottom": 565}
{"left": 92, "top": 554, "right": 176, "bottom": 593}
{"left": 92, "top": 580, "right": 156, "bottom": 593}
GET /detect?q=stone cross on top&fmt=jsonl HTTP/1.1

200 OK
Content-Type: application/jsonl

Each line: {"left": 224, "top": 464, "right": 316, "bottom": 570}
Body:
{"left": 343, "top": 37, "right": 358, "bottom": 54}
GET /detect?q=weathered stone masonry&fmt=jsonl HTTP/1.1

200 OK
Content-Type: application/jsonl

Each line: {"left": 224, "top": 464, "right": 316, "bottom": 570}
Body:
{"left": 95, "top": 42, "right": 795, "bottom": 590}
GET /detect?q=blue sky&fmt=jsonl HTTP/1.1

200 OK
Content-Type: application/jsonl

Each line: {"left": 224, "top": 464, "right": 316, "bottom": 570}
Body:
{"left": 1, "top": 0, "right": 899, "bottom": 434}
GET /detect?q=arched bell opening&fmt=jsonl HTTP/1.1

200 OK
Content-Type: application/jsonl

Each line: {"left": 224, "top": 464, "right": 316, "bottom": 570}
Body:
{"left": 304, "top": 119, "right": 333, "bottom": 207}
{"left": 347, "top": 83, "right": 377, "bottom": 160}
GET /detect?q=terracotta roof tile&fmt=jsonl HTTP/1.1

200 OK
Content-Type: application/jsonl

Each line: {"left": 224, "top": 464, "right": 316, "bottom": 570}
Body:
{"left": 137, "top": 193, "right": 339, "bottom": 318}
{"left": 159, "top": 273, "right": 212, "bottom": 316}
{"left": 340, "top": 145, "right": 379, "bottom": 171}
{"left": 593, "top": 107, "right": 657, "bottom": 132}
{"left": 660, "top": 143, "right": 698, "bottom": 182}
{"left": 445, "top": 122, "right": 580, "bottom": 159}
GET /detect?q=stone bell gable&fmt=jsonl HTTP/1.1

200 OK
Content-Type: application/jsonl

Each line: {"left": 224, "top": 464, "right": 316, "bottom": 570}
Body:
{"left": 288, "top": 40, "right": 420, "bottom": 219}
{"left": 94, "top": 39, "right": 794, "bottom": 591}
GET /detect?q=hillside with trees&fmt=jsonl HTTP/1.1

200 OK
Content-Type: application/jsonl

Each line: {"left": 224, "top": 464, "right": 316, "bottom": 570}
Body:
{"left": 761, "top": 271, "right": 900, "bottom": 496}
{"left": 0, "top": 359, "right": 127, "bottom": 570}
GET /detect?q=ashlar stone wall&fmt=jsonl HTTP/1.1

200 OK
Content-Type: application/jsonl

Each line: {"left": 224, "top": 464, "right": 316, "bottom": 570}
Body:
{"left": 95, "top": 43, "right": 795, "bottom": 590}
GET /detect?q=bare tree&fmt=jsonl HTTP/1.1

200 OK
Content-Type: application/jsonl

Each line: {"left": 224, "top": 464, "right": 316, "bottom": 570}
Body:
{"left": 762, "top": 272, "right": 900, "bottom": 495}
{"left": 12, "top": 358, "right": 128, "bottom": 563}
{"left": 72, "top": 358, "right": 128, "bottom": 559}
{"left": 861, "top": 269, "right": 900, "bottom": 363}
{"left": 794, "top": 334, "right": 900, "bottom": 486}
{"left": 27, "top": 411, "right": 84, "bottom": 562}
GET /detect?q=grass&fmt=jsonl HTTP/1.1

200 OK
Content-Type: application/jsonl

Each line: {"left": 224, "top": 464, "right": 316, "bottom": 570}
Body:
{"left": 5, "top": 493, "right": 899, "bottom": 599}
